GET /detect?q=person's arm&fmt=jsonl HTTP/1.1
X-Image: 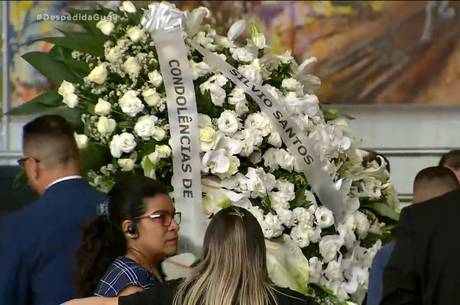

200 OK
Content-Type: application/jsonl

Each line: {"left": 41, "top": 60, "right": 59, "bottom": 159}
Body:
{"left": 0, "top": 217, "right": 28, "bottom": 305}
{"left": 65, "top": 297, "right": 117, "bottom": 305}
{"left": 381, "top": 208, "right": 421, "bottom": 305}
{"left": 118, "top": 285, "right": 144, "bottom": 296}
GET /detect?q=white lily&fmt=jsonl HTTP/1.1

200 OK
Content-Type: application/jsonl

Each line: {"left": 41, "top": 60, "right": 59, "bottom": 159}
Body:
{"left": 202, "top": 149, "right": 230, "bottom": 174}
{"left": 227, "top": 19, "right": 246, "bottom": 41}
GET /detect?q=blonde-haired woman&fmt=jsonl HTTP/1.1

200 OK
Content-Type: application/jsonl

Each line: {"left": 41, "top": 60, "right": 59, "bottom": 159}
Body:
{"left": 65, "top": 206, "right": 317, "bottom": 305}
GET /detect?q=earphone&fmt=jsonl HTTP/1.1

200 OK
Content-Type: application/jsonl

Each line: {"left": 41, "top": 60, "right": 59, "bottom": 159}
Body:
{"left": 126, "top": 224, "right": 138, "bottom": 237}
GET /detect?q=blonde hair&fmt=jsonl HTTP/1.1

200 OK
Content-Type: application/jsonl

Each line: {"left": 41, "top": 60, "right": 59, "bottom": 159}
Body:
{"left": 173, "top": 207, "right": 277, "bottom": 305}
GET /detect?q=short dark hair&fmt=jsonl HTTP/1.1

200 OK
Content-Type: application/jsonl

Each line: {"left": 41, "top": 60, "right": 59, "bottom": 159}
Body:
{"left": 414, "top": 166, "right": 459, "bottom": 192}
{"left": 22, "top": 114, "right": 79, "bottom": 167}
{"left": 439, "top": 150, "right": 460, "bottom": 170}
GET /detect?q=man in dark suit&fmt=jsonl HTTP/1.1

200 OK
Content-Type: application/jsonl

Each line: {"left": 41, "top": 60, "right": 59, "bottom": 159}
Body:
{"left": 380, "top": 188, "right": 460, "bottom": 305}
{"left": 0, "top": 115, "right": 106, "bottom": 305}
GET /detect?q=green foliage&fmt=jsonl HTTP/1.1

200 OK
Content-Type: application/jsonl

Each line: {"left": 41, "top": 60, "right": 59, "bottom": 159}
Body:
{"left": 7, "top": 91, "right": 62, "bottom": 116}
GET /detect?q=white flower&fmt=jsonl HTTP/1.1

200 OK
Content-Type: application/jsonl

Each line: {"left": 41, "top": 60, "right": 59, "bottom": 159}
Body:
{"left": 216, "top": 136, "right": 241, "bottom": 155}
{"left": 74, "top": 133, "right": 88, "bottom": 149}
{"left": 199, "top": 126, "right": 218, "bottom": 152}
{"left": 119, "top": 90, "right": 144, "bottom": 117}
{"left": 190, "top": 60, "right": 212, "bottom": 80}
{"left": 235, "top": 101, "right": 249, "bottom": 115}
{"left": 97, "top": 116, "right": 116, "bottom": 135}
{"left": 109, "top": 133, "right": 137, "bottom": 158}
{"left": 87, "top": 63, "right": 108, "bottom": 84}
{"left": 106, "top": 46, "right": 122, "bottom": 63}
{"left": 147, "top": 70, "right": 163, "bottom": 87}
{"left": 284, "top": 92, "right": 319, "bottom": 117}
{"left": 121, "top": 1, "right": 136, "bottom": 13}
{"left": 127, "top": 26, "right": 144, "bottom": 42}
{"left": 118, "top": 158, "right": 135, "bottom": 171}
{"left": 142, "top": 88, "right": 163, "bottom": 107}
{"left": 261, "top": 213, "right": 283, "bottom": 239}
{"left": 276, "top": 149, "right": 295, "bottom": 171}
{"left": 58, "top": 80, "right": 75, "bottom": 96}
{"left": 200, "top": 82, "right": 226, "bottom": 106}
{"left": 238, "top": 60, "right": 263, "bottom": 84}
{"left": 134, "top": 115, "right": 157, "bottom": 139}
{"left": 263, "top": 84, "right": 280, "bottom": 102}
{"left": 152, "top": 126, "right": 166, "bottom": 141}
{"left": 354, "top": 211, "right": 370, "bottom": 239}
{"left": 198, "top": 114, "right": 212, "bottom": 128}
{"left": 236, "top": 128, "right": 263, "bottom": 157}
{"left": 231, "top": 47, "right": 255, "bottom": 63}
{"left": 245, "top": 113, "right": 271, "bottom": 137}
{"left": 252, "top": 32, "right": 267, "bottom": 49}
{"left": 94, "top": 98, "right": 111, "bottom": 115}
{"left": 276, "top": 208, "right": 295, "bottom": 227}
{"left": 308, "top": 226, "right": 322, "bottom": 243}
{"left": 227, "top": 19, "right": 246, "bottom": 41}
{"left": 228, "top": 88, "right": 246, "bottom": 105}
{"left": 123, "top": 56, "right": 141, "bottom": 76}
{"left": 156, "top": 145, "right": 172, "bottom": 159}
{"left": 186, "top": 6, "right": 210, "bottom": 36}
{"left": 62, "top": 93, "right": 79, "bottom": 108}
{"left": 202, "top": 149, "right": 230, "bottom": 174}
{"left": 319, "top": 235, "right": 344, "bottom": 263}
{"left": 325, "top": 260, "right": 344, "bottom": 281}
{"left": 96, "top": 20, "right": 114, "bottom": 35}
{"left": 263, "top": 148, "right": 279, "bottom": 171}
{"left": 217, "top": 110, "right": 239, "bottom": 135}
{"left": 308, "top": 257, "right": 323, "bottom": 284}
{"left": 315, "top": 206, "right": 335, "bottom": 229}
{"left": 268, "top": 131, "right": 282, "bottom": 147}
{"left": 282, "top": 78, "right": 303, "bottom": 92}
{"left": 290, "top": 223, "right": 310, "bottom": 248}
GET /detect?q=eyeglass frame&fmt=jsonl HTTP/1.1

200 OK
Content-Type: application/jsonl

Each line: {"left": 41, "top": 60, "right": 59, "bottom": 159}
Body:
{"left": 134, "top": 211, "right": 181, "bottom": 227}
{"left": 17, "top": 157, "right": 40, "bottom": 167}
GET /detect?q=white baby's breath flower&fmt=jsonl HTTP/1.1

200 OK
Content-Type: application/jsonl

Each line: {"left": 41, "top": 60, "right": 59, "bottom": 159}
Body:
{"left": 119, "top": 90, "right": 144, "bottom": 117}
{"left": 96, "top": 20, "right": 114, "bottom": 35}
{"left": 94, "top": 98, "right": 111, "bottom": 115}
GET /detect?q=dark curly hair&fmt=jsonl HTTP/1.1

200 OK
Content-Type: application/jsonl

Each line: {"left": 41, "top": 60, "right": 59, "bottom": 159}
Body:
{"left": 75, "top": 175, "right": 168, "bottom": 296}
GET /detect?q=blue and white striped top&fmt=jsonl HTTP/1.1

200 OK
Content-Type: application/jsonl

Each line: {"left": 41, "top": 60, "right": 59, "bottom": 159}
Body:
{"left": 94, "top": 256, "right": 159, "bottom": 297}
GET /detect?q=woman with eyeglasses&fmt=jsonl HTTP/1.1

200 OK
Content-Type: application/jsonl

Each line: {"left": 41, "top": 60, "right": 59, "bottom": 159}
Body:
{"left": 75, "top": 175, "right": 181, "bottom": 298}
{"left": 66, "top": 206, "right": 317, "bottom": 305}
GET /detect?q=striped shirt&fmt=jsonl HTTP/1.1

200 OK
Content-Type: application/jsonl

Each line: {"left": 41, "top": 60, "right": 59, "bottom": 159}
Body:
{"left": 94, "top": 256, "right": 159, "bottom": 297}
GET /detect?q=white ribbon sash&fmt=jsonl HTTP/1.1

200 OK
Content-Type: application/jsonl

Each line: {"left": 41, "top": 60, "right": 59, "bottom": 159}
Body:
{"left": 190, "top": 41, "right": 346, "bottom": 222}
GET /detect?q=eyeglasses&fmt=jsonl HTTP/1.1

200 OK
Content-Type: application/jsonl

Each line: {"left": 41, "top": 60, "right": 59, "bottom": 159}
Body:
{"left": 135, "top": 211, "right": 181, "bottom": 227}
{"left": 17, "top": 157, "right": 39, "bottom": 167}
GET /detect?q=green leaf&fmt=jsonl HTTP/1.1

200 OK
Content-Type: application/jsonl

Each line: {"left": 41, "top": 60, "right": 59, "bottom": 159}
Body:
{"left": 39, "top": 31, "right": 105, "bottom": 57}
{"left": 80, "top": 142, "right": 110, "bottom": 176}
{"left": 22, "top": 52, "right": 81, "bottom": 85}
{"left": 366, "top": 202, "right": 400, "bottom": 221}
{"left": 8, "top": 91, "right": 62, "bottom": 116}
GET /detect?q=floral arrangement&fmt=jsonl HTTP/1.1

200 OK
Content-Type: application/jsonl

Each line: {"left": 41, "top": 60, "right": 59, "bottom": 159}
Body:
{"left": 12, "top": 2, "right": 399, "bottom": 304}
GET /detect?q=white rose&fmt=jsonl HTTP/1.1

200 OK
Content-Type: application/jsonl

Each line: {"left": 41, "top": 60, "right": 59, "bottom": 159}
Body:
{"left": 58, "top": 80, "right": 75, "bottom": 96}
{"left": 97, "top": 116, "right": 116, "bottom": 135}
{"left": 282, "top": 78, "right": 303, "bottom": 92}
{"left": 227, "top": 88, "right": 246, "bottom": 105}
{"left": 354, "top": 211, "right": 370, "bottom": 239}
{"left": 324, "top": 260, "right": 344, "bottom": 281}
{"left": 252, "top": 32, "right": 267, "bottom": 49}
{"left": 152, "top": 127, "right": 166, "bottom": 141}
{"left": 110, "top": 133, "right": 136, "bottom": 158}
{"left": 121, "top": 1, "right": 136, "bottom": 13}
{"left": 94, "top": 98, "right": 111, "bottom": 115}
{"left": 74, "top": 133, "right": 88, "bottom": 149}
{"left": 276, "top": 149, "right": 295, "bottom": 171}
{"left": 245, "top": 113, "right": 271, "bottom": 136}
{"left": 217, "top": 110, "right": 239, "bottom": 135}
{"left": 200, "top": 127, "right": 218, "bottom": 151}
{"left": 293, "top": 207, "right": 313, "bottom": 225}
{"left": 147, "top": 70, "right": 163, "bottom": 87}
{"left": 237, "top": 128, "right": 263, "bottom": 157}
{"left": 156, "top": 145, "right": 172, "bottom": 159}
{"left": 119, "top": 90, "right": 144, "bottom": 117}
{"left": 190, "top": 60, "right": 211, "bottom": 80}
{"left": 315, "top": 206, "right": 335, "bottom": 229}
{"left": 319, "top": 235, "right": 344, "bottom": 263}
{"left": 142, "top": 88, "right": 163, "bottom": 107}
{"left": 231, "top": 47, "right": 255, "bottom": 63}
{"left": 127, "top": 26, "right": 144, "bottom": 42}
{"left": 238, "top": 61, "right": 263, "bottom": 85}
{"left": 262, "top": 148, "right": 279, "bottom": 171}
{"left": 123, "top": 56, "right": 141, "bottom": 76}
{"left": 290, "top": 223, "right": 310, "bottom": 248}
{"left": 96, "top": 20, "right": 114, "bottom": 35}
{"left": 134, "top": 115, "right": 157, "bottom": 139}
{"left": 267, "top": 131, "right": 282, "bottom": 147}
{"left": 87, "top": 63, "right": 108, "bottom": 84}
{"left": 118, "top": 158, "right": 135, "bottom": 171}
{"left": 308, "top": 257, "right": 323, "bottom": 284}
{"left": 234, "top": 101, "right": 249, "bottom": 116}
{"left": 62, "top": 93, "right": 79, "bottom": 108}
{"left": 201, "top": 83, "right": 226, "bottom": 107}
{"left": 106, "top": 46, "right": 122, "bottom": 63}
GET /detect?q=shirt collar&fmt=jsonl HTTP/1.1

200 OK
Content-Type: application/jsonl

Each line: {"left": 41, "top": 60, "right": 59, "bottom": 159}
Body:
{"left": 45, "top": 175, "right": 83, "bottom": 192}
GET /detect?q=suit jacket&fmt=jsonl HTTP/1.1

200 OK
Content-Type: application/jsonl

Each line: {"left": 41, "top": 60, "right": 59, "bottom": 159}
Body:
{"left": 0, "top": 178, "right": 106, "bottom": 305}
{"left": 381, "top": 189, "right": 460, "bottom": 305}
